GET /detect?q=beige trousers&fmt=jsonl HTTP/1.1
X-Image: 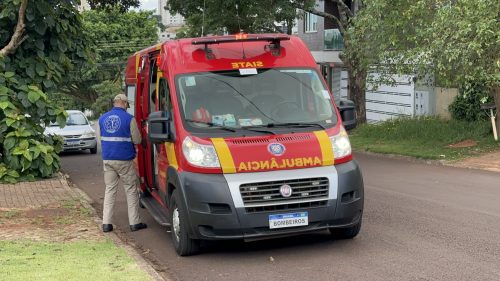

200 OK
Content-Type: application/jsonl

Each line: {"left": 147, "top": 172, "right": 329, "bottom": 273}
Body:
{"left": 102, "top": 160, "right": 141, "bottom": 225}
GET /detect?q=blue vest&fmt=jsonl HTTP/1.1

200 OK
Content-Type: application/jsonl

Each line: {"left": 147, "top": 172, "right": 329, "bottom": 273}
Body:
{"left": 99, "top": 107, "right": 136, "bottom": 161}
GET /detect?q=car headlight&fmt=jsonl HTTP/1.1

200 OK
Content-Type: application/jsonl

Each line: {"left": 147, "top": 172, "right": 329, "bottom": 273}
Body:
{"left": 182, "top": 137, "right": 220, "bottom": 168}
{"left": 82, "top": 131, "right": 96, "bottom": 138}
{"left": 329, "top": 126, "right": 352, "bottom": 160}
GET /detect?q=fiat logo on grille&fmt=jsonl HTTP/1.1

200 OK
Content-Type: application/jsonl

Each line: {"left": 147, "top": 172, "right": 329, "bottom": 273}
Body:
{"left": 268, "top": 143, "right": 286, "bottom": 156}
{"left": 279, "top": 184, "right": 293, "bottom": 198}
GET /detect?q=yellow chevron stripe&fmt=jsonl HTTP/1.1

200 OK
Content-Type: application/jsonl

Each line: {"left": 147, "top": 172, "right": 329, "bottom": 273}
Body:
{"left": 135, "top": 54, "right": 140, "bottom": 79}
{"left": 165, "top": 142, "right": 178, "bottom": 169}
{"left": 211, "top": 138, "right": 236, "bottom": 173}
{"left": 314, "top": 131, "right": 335, "bottom": 166}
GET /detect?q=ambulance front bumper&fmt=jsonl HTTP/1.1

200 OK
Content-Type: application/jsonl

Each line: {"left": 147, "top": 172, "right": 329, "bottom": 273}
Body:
{"left": 178, "top": 161, "right": 363, "bottom": 240}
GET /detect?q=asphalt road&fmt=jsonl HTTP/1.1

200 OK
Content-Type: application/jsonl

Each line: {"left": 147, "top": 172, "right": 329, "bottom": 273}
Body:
{"left": 61, "top": 148, "right": 500, "bottom": 281}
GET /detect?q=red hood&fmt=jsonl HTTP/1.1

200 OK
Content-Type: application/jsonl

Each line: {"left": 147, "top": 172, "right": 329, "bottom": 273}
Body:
{"left": 210, "top": 131, "right": 334, "bottom": 173}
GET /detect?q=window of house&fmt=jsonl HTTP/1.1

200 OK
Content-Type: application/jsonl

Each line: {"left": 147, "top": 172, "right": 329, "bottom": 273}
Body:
{"left": 304, "top": 12, "right": 318, "bottom": 32}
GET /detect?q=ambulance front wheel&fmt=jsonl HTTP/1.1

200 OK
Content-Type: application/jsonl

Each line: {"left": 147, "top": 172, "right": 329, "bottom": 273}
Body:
{"left": 329, "top": 218, "right": 362, "bottom": 240}
{"left": 170, "top": 190, "right": 200, "bottom": 256}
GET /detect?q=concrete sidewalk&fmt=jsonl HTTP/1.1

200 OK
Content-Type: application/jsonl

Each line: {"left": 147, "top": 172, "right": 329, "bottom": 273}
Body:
{"left": 449, "top": 151, "right": 500, "bottom": 172}
{"left": 0, "top": 174, "right": 165, "bottom": 281}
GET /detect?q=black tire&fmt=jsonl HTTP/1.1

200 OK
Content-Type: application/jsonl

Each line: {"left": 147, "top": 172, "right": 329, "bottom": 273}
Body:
{"left": 170, "top": 190, "right": 199, "bottom": 256}
{"left": 329, "top": 218, "right": 362, "bottom": 240}
{"left": 89, "top": 146, "right": 97, "bottom": 154}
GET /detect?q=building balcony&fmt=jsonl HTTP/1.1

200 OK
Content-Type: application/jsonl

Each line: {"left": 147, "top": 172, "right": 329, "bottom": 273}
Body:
{"left": 324, "top": 29, "right": 344, "bottom": 50}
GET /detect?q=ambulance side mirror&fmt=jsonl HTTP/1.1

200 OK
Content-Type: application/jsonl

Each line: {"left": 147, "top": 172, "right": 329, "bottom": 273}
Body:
{"left": 148, "top": 111, "right": 172, "bottom": 143}
{"left": 337, "top": 99, "right": 357, "bottom": 130}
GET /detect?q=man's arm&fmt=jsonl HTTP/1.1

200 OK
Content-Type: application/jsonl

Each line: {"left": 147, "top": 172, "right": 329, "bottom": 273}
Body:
{"left": 130, "top": 119, "right": 142, "bottom": 145}
{"left": 96, "top": 122, "right": 101, "bottom": 141}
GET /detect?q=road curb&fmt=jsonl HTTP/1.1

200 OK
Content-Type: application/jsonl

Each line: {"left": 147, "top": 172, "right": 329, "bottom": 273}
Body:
{"left": 353, "top": 150, "right": 448, "bottom": 166}
{"left": 354, "top": 150, "right": 500, "bottom": 174}
{"left": 60, "top": 173, "right": 169, "bottom": 281}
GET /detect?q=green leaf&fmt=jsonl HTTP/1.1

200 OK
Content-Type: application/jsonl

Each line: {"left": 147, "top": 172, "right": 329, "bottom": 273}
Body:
{"left": 5, "top": 119, "right": 15, "bottom": 127}
{"left": 56, "top": 114, "right": 66, "bottom": 127}
{"left": 30, "top": 146, "right": 41, "bottom": 159}
{"left": 12, "top": 147, "right": 25, "bottom": 155}
{"left": 19, "top": 139, "right": 29, "bottom": 150}
{"left": 7, "top": 170, "right": 20, "bottom": 178}
{"left": 23, "top": 150, "right": 32, "bottom": 161}
{"left": 39, "top": 145, "right": 48, "bottom": 154}
{"left": 3, "top": 176, "right": 17, "bottom": 184}
{"left": 0, "top": 101, "right": 9, "bottom": 109}
{"left": 34, "top": 22, "right": 48, "bottom": 35}
{"left": 4, "top": 72, "right": 15, "bottom": 78}
{"left": 35, "top": 40, "right": 45, "bottom": 50}
{"left": 35, "top": 63, "right": 46, "bottom": 76}
{"left": 44, "top": 154, "right": 54, "bottom": 166}
{"left": 0, "top": 85, "right": 9, "bottom": 95}
{"left": 28, "top": 90, "right": 41, "bottom": 103}
{"left": 3, "top": 137, "right": 16, "bottom": 151}
{"left": 42, "top": 79, "right": 54, "bottom": 88}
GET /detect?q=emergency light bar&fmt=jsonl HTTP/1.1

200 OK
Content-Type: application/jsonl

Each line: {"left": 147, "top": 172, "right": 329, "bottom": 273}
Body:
{"left": 191, "top": 34, "right": 290, "bottom": 46}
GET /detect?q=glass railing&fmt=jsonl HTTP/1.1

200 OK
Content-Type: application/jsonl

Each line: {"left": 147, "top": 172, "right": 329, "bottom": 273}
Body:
{"left": 324, "top": 29, "right": 344, "bottom": 50}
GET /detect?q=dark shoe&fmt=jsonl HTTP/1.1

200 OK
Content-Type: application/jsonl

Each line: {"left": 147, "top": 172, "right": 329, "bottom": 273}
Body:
{"left": 102, "top": 224, "right": 113, "bottom": 232}
{"left": 130, "top": 223, "right": 147, "bottom": 232}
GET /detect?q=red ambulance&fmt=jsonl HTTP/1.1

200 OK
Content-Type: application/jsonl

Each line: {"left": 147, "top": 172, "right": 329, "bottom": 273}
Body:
{"left": 124, "top": 34, "right": 364, "bottom": 256}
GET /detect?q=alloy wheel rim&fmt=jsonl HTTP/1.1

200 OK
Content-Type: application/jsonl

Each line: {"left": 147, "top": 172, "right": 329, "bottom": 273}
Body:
{"left": 172, "top": 208, "right": 180, "bottom": 242}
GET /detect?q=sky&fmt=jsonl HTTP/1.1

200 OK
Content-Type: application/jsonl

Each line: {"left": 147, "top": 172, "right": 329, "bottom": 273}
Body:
{"left": 138, "top": 0, "right": 158, "bottom": 12}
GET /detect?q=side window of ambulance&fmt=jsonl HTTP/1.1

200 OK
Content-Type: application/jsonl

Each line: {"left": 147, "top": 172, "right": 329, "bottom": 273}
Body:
{"left": 126, "top": 85, "right": 135, "bottom": 115}
{"left": 158, "top": 78, "right": 171, "bottom": 112}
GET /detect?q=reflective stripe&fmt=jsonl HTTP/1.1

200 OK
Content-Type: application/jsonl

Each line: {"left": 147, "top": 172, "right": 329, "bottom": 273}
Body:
{"left": 101, "top": 136, "right": 132, "bottom": 142}
{"left": 165, "top": 142, "right": 178, "bottom": 169}
{"left": 313, "top": 131, "right": 335, "bottom": 166}
{"left": 211, "top": 138, "right": 236, "bottom": 173}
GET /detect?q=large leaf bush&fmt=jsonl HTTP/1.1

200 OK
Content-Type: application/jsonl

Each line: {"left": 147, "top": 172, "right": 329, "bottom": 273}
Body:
{"left": 0, "top": 1, "right": 89, "bottom": 183}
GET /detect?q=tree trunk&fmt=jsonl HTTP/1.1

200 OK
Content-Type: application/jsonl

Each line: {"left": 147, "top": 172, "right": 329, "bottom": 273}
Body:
{"left": 493, "top": 84, "right": 500, "bottom": 137}
{"left": 348, "top": 69, "right": 367, "bottom": 124}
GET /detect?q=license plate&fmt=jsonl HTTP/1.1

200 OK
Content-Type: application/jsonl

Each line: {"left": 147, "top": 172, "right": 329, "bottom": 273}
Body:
{"left": 269, "top": 212, "right": 308, "bottom": 229}
{"left": 65, "top": 140, "right": 80, "bottom": 146}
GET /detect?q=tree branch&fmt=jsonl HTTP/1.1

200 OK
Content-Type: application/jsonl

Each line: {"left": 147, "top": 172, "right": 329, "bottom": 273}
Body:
{"left": 294, "top": 2, "right": 347, "bottom": 35}
{"left": 0, "top": 0, "right": 29, "bottom": 57}
{"left": 328, "top": 0, "right": 354, "bottom": 18}
{"left": 272, "top": 23, "right": 284, "bottom": 34}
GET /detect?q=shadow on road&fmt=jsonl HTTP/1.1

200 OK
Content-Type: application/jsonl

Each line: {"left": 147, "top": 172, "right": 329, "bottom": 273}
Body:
{"left": 200, "top": 231, "right": 338, "bottom": 254}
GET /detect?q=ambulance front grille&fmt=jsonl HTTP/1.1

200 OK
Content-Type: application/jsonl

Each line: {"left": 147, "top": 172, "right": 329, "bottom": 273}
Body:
{"left": 239, "top": 177, "right": 329, "bottom": 211}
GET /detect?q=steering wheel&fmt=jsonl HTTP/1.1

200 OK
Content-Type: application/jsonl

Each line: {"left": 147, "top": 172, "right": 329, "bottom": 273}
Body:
{"left": 270, "top": 101, "right": 301, "bottom": 119}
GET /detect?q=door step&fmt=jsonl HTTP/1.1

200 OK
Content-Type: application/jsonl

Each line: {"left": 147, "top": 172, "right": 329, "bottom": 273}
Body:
{"left": 140, "top": 196, "right": 171, "bottom": 228}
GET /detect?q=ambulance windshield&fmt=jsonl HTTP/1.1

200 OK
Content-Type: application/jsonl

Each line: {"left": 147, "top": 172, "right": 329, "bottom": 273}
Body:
{"left": 176, "top": 68, "right": 337, "bottom": 132}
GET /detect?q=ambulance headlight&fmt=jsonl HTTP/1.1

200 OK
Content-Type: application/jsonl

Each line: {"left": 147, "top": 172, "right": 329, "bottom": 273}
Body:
{"left": 182, "top": 137, "right": 220, "bottom": 168}
{"left": 329, "top": 126, "right": 352, "bottom": 160}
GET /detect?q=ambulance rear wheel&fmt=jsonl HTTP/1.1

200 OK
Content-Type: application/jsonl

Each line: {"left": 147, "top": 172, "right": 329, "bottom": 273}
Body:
{"left": 170, "top": 190, "right": 199, "bottom": 256}
{"left": 329, "top": 218, "right": 362, "bottom": 240}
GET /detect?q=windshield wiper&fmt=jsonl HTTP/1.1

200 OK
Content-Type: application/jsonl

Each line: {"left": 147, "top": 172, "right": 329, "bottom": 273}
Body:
{"left": 247, "top": 122, "right": 326, "bottom": 130}
{"left": 184, "top": 119, "right": 237, "bottom": 132}
{"left": 185, "top": 119, "right": 277, "bottom": 134}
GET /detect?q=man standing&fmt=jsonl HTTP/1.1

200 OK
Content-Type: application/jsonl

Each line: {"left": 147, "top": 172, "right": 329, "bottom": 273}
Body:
{"left": 98, "top": 94, "right": 147, "bottom": 233}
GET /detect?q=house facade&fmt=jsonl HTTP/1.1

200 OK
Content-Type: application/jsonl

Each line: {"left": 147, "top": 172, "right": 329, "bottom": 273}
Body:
{"left": 296, "top": 1, "right": 436, "bottom": 123}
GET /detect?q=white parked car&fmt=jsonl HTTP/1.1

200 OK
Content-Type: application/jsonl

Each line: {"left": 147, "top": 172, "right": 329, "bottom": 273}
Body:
{"left": 45, "top": 110, "right": 97, "bottom": 154}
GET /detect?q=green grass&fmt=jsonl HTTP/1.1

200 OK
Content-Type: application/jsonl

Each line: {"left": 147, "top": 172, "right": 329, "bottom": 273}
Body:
{"left": 0, "top": 210, "right": 21, "bottom": 219}
{"left": 349, "top": 117, "right": 500, "bottom": 161}
{"left": 0, "top": 240, "right": 151, "bottom": 281}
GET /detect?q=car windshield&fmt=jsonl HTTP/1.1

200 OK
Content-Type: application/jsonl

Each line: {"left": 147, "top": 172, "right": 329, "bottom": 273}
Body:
{"left": 50, "top": 112, "right": 88, "bottom": 126}
{"left": 176, "top": 68, "right": 337, "bottom": 132}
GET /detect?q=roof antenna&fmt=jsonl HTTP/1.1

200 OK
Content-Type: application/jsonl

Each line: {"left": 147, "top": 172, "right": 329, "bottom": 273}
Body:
{"left": 235, "top": 3, "right": 241, "bottom": 33}
{"left": 235, "top": 3, "right": 246, "bottom": 59}
{"left": 201, "top": 0, "right": 206, "bottom": 37}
